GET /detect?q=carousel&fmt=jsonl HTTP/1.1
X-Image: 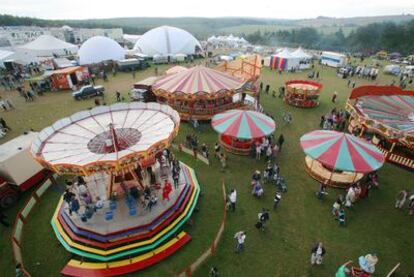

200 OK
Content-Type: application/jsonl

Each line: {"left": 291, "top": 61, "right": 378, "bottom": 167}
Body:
{"left": 284, "top": 80, "right": 323, "bottom": 108}
{"left": 151, "top": 65, "right": 251, "bottom": 121}
{"left": 30, "top": 103, "right": 201, "bottom": 276}
{"left": 300, "top": 130, "right": 385, "bottom": 188}
{"left": 346, "top": 85, "right": 414, "bottom": 170}
{"left": 211, "top": 109, "right": 276, "bottom": 155}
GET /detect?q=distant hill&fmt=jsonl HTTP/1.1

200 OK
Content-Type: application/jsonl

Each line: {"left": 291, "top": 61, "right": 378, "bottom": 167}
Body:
{"left": 296, "top": 14, "right": 414, "bottom": 27}
{"left": 0, "top": 13, "right": 413, "bottom": 38}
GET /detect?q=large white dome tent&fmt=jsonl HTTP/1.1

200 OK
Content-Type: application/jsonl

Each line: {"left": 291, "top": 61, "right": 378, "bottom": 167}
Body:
{"left": 78, "top": 36, "right": 125, "bottom": 65}
{"left": 133, "top": 26, "right": 201, "bottom": 56}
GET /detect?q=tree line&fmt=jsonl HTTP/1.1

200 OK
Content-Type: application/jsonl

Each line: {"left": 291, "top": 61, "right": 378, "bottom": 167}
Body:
{"left": 244, "top": 20, "right": 414, "bottom": 55}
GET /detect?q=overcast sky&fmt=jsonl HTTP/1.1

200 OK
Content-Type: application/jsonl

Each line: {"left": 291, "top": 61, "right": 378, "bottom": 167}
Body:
{"left": 1, "top": 0, "right": 413, "bottom": 20}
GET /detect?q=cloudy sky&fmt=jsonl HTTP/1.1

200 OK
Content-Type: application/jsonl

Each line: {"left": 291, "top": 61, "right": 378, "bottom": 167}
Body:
{"left": 1, "top": 0, "right": 413, "bottom": 19}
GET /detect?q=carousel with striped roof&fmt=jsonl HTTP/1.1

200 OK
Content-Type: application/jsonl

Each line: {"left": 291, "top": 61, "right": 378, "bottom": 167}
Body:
{"left": 300, "top": 130, "right": 385, "bottom": 188}
{"left": 346, "top": 86, "right": 414, "bottom": 170}
{"left": 152, "top": 64, "right": 259, "bottom": 121}
{"left": 30, "top": 102, "right": 201, "bottom": 276}
{"left": 211, "top": 109, "right": 276, "bottom": 155}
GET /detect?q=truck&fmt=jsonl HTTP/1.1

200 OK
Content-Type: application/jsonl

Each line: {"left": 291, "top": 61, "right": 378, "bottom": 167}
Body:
{"left": 130, "top": 76, "right": 158, "bottom": 102}
{"left": 320, "top": 51, "right": 347, "bottom": 68}
{"left": 0, "top": 132, "right": 49, "bottom": 208}
{"left": 72, "top": 85, "right": 105, "bottom": 100}
{"left": 116, "top": 58, "right": 148, "bottom": 71}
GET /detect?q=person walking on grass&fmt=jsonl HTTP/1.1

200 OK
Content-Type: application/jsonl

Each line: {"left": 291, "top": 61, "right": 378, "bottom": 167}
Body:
{"left": 229, "top": 189, "right": 237, "bottom": 212}
{"left": 255, "top": 141, "right": 261, "bottom": 160}
{"left": 256, "top": 208, "right": 270, "bottom": 231}
{"left": 209, "top": 266, "right": 219, "bottom": 277}
{"left": 395, "top": 189, "right": 408, "bottom": 209}
{"left": 277, "top": 134, "right": 285, "bottom": 151}
{"left": 116, "top": 91, "right": 121, "bottom": 102}
{"left": 234, "top": 231, "right": 246, "bottom": 253}
{"left": 310, "top": 242, "right": 326, "bottom": 265}
{"left": 0, "top": 118, "right": 11, "bottom": 131}
{"left": 219, "top": 152, "right": 227, "bottom": 171}
{"left": 273, "top": 191, "right": 282, "bottom": 210}
{"left": 214, "top": 142, "right": 221, "bottom": 159}
{"left": 332, "top": 91, "right": 338, "bottom": 103}
{"left": 265, "top": 84, "right": 270, "bottom": 95}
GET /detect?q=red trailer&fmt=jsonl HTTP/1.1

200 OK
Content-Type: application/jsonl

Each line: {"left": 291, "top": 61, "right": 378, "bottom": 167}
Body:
{"left": 50, "top": 66, "right": 89, "bottom": 90}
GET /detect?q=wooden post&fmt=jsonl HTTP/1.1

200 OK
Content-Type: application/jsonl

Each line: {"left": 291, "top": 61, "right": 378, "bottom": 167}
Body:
{"left": 328, "top": 169, "right": 334, "bottom": 185}
{"left": 108, "top": 172, "right": 114, "bottom": 199}
{"left": 390, "top": 142, "right": 396, "bottom": 153}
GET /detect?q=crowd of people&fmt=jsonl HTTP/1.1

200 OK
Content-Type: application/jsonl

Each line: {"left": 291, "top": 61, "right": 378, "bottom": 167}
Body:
{"left": 251, "top": 134, "right": 285, "bottom": 161}
{"left": 319, "top": 108, "right": 350, "bottom": 131}
{"left": 60, "top": 148, "right": 183, "bottom": 223}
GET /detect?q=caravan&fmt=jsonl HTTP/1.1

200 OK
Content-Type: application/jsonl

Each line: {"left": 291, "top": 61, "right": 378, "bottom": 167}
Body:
{"left": 321, "top": 51, "right": 347, "bottom": 68}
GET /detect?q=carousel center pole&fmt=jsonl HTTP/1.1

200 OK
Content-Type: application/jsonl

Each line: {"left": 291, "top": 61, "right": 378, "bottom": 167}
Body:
{"left": 108, "top": 123, "right": 120, "bottom": 198}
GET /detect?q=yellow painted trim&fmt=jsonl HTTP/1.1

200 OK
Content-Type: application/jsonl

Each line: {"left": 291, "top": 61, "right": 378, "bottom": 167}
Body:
{"left": 66, "top": 231, "right": 186, "bottom": 269}
{"left": 53, "top": 183, "right": 197, "bottom": 255}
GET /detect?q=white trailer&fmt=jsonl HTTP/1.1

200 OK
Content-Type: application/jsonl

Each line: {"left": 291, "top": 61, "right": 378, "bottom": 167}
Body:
{"left": 0, "top": 132, "right": 48, "bottom": 208}
{"left": 321, "top": 51, "right": 347, "bottom": 68}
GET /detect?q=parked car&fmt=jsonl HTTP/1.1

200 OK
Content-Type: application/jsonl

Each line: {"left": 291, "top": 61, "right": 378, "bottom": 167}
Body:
{"left": 73, "top": 85, "right": 104, "bottom": 100}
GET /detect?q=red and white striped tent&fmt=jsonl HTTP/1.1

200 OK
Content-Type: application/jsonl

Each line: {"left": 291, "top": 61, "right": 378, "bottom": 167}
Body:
{"left": 270, "top": 48, "right": 300, "bottom": 71}
{"left": 152, "top": 65, "right": 245, "bottom": 99}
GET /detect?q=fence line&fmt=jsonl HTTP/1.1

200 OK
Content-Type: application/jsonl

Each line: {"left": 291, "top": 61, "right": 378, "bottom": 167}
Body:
{"left": 177, "top": 181, "right": 227, "bottom": 277}
{"left": 172, "top": 143, "right": 211, "bottom": 166}
{"left": 11, "top": 174, "right": 56, "bottom": 277}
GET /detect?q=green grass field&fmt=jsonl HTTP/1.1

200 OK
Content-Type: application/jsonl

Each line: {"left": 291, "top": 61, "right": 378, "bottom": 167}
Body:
{"left": 0, "top": 61, "right": 413, "bottom": 277}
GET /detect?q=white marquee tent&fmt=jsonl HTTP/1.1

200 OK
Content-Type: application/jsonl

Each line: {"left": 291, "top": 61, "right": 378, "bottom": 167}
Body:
{"left": 291, "top": 47, "right": 312, "bottom": 69}
{"left": 134, "top": 26, "right": 201, "bottom": 56}
{"left": 291, "top": 47, "right": 312, "bottom": 59}
{"left": 18, "top": 35, "right": 78, "bottom": 57}
{"left": 0, "top": 50, "right": 13, "bottom": 67}
{"left": 269, "top": 48, "right": 301, "bottom": 71}
{"left": 78, "top": 36, "right": 126, "bottom": 65}
{"left": 0, "top": 49, "right": 39, "bottom": 67}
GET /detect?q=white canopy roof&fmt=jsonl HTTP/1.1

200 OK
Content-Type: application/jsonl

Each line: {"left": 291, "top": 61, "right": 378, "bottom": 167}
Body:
{"left": 0, "top": 49, "right": 39, "bottom": 66}
{"left": 18, "top": 35, "right": 78, "bottom": 57}
{"left": 134, "top": 26, "right": 201, "bottom": 56}
{"left": 31, "top": 102, "right": 180, "bottom": 172}
{"left": 78, "top": 36, "right": 126, "bottom": 65}
{"left": 123, "top": 34, "right": 141, "bottom": 44}
{"left": 0, "top": 50, "right": 14, "bottom": 66}
{"left": 274, "top": 48, "right": 293, "bottom": 59}
{"left": 291, "top": 47, "right": 312, "bottom": 59}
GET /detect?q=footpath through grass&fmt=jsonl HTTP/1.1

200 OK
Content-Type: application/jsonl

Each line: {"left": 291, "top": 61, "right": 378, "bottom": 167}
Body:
{"left": 0, "top": 61, "right": 413, "bottom": 276}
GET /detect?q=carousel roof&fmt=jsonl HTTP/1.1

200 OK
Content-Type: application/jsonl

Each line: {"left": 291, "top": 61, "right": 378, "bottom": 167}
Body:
{"left": 31, "top": 102, "right": 180, "bottom": 174}
{"left": 300, "top": 130, "right": 385, "bottom": 173}
{"left": 211, "top": 109, "right": 276, "bottom": 139}
{"left": 152, "top": 65, "right": 245, "bottom": 97}
{"left": 165, "top": 65, "right": 188, "bottom": 75}
{"left": 356, "top": 94, "right": 414, "bottom": 137}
